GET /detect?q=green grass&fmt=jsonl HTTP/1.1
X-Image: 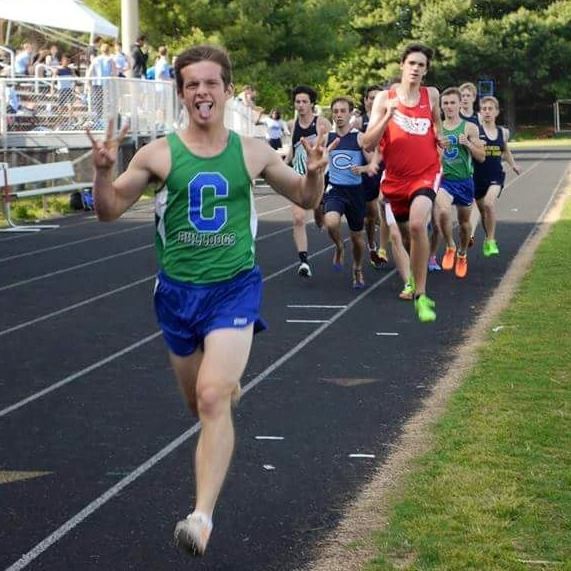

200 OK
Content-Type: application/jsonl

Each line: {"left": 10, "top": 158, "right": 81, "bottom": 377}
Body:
{"left": 511, "top": 138, "right": 571, "bottom": 149}
{"left": 365, "top": 199, "right": 571, "bottom": 570}
{"left": 0, "top": 195, "right": 73, "bottom": 226}
{"left": 0, "top": 189, "right": 155, "bottom": 228}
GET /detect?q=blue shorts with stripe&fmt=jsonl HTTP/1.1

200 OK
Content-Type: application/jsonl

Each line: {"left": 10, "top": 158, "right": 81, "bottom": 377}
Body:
{"left": 154, "top": 266, "right": 267, "bottom": 357}
{"left": 324, "top": 184, "right": 367, "bottom": 232}
{"left": 440, "top": 177, "right": 475, "bottom": 207}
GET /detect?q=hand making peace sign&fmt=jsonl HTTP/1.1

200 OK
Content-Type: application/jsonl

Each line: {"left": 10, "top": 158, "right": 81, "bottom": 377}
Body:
{"left": 302, "top": 126, "right": 339, "bottom": 175}
{"left": 87, "top": 119, "right": 130, "bottom": 171}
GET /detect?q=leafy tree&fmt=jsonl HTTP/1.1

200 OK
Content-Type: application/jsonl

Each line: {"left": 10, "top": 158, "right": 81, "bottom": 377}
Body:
{"left": 85, "top": 0, "right": 571, "bottom": 128}
{"left": 343, "top": 0, "right": 571, "bottom": 130}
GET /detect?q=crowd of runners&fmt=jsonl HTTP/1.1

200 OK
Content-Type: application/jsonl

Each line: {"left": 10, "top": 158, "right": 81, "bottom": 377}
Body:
{"left": 286, "top": 43, "right": 520, "bottom": 323}
{"left": 88, "top": 42, "right": 519, "bottom": 557}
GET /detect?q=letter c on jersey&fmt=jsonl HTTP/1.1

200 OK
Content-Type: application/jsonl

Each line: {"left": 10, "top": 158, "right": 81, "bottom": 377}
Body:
{"left": 188, "top": 172, "right": 229, "bottom": 232}
{"left": 332, "top": 152, "right": 353, "bottom": 170}
{"left": 444, "top": 134, "right": 459, "bottom": 160}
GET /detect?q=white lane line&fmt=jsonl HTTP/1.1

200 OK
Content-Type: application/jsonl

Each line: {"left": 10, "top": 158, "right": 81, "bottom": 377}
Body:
{"left": 0, "top": 226, "right": 292, "bottom": 337}
{"left": 4, "top": 268, "right": 397, "bottom": 571}
{"left": 255, "top": 225, "right": 291, "bottom": 241}
{"left": 0, "top": 224, "right": 151, "bottom": 264}
{"left": 257, "top": 205, "right": 291, "bottom": 217}
{"left": 7, "top": 160, "right": 561, "bottom": 568}
{"left": 0, "top": 207, "right": 291, "bottom": 293}
{"left": 0, "top": 240, "right": 341, "bottom": 417}
{"left": 286, "top": 319, "right": 330, "bottom": 324}
{"left": 0, "top": 276, "right": 154, "bottom": 338}
{"left": 0, "top": 244, "right": 152, "bottom": 293}
{"left": 287, "top": 305, "right": 347, "bottom": 309}
{"left": 0, "top": 332, "right": 161, "bottom": 418}
{"left": 375, "top": 332, "right": 399, "bottom": 336}
{"left": 0, "top": 189, "right": 280, "bottom": 243}
{"left": 255, "top": 436, "right": 284, "bottom": 441}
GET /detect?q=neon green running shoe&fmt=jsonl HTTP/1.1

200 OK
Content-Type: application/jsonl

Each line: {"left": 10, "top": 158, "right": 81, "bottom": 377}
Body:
{"left": 399, "top": 276, "right": 416, "bottom": 300}
{"left": 487, "top": 239, "right": 499, "bottom": 256}
{"left": 414, "top": 294, "right": 436, "bottom": 323}
{"left": 482, "top": 239, "right": 491, "bottom": 256}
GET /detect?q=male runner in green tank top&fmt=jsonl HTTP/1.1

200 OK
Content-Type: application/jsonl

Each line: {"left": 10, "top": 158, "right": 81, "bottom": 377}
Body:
{"left": 88, "top": 44, "right": 333, "bottom": 557}
{"left": 435, "top": 87, "right": 484, "bottom": 278}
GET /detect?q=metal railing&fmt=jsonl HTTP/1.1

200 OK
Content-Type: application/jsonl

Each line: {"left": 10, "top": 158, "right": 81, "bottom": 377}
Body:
{"left": 0, "top": 46, "right": 15, "bottom": 78}
{"left": 1, "top": 76, "right": 260, "bottom": 149}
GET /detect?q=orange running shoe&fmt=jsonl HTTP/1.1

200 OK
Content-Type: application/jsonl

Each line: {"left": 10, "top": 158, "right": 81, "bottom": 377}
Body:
{"left": 455, "top": 254, "right": 468, "bottom": 278}
{"left": 442, "top": 246, "right": 456, "bottom": 271}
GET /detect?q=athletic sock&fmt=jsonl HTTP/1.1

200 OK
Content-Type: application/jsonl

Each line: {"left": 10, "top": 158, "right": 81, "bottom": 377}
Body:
{"left": 190, "top": 510, "right": 213, "bottom": 526}
{"left": 298, "top": 251, "right": 308, "bottom": 264}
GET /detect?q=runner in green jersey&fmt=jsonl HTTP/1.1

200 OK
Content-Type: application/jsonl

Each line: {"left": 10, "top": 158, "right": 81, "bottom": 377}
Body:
{"left": 435, "top": 87, "right": 484, "bottom": 278}
{"left": 88, "top": 44, "right": 334, "bottom": 557}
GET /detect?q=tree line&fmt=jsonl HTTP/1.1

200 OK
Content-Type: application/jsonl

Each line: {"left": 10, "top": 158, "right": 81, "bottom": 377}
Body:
{"left": 88, "top": 0, "right": 571, "bottom": 131}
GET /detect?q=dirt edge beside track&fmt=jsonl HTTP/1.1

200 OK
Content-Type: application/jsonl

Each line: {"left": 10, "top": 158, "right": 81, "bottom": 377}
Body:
{"left": 302, "top": 167, "right": 571, "bottom": 571}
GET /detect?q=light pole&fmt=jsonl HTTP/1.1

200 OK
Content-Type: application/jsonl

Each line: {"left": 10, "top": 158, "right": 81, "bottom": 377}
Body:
{"left": 121, "top": 0, "right": 139, "bottom": 78}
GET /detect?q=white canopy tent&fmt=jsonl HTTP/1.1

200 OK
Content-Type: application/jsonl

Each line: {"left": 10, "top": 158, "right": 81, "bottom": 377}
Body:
{"left": 0, "top": 0, "right": 118, "bottom": 42}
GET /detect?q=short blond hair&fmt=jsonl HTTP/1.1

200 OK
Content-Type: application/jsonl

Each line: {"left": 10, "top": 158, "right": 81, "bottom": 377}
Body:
{"left": 480, "top": 95, "right": 499, "bottom": 110}
{"left": 459, "top": 82, "right": 477, "bottom": 96}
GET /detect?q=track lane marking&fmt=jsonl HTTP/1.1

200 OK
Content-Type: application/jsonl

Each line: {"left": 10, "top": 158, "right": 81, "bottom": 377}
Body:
{"left": 0, "top": 202, "right": 294, "bottom": 293}
{"left": 4, "top": 268, "right": 397, "bottom": 571}
{"left": 0, "top": 240, "right": 347, "bottom": 417}
{"left": 0, "top": 225, "right": 293, "bottom": 337}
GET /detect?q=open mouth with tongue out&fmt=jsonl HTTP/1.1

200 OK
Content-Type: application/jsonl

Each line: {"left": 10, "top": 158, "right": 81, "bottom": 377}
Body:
{"left": 196, "top": 102, "right": 214, "bottom": 120}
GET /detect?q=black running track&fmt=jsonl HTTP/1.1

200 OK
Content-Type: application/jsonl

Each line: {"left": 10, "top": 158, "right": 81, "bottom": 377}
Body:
{"left": 1, "top": 147, "right": 569, "bottom": 570}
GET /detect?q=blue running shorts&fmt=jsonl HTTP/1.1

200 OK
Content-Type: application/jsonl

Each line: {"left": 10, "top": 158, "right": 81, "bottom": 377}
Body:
{"left": 154, "top": 266, "right": 267, "bottom": 356}
{"left": 440, "top": 177, "right": 475, "bottom": 207}
{"left": 324, "top": 184, "right": 367, "bottom": 232}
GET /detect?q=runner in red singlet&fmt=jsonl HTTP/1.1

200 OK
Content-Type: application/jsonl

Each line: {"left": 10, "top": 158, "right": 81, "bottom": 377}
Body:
{"left": 362, "top": 43, "right": 445, "bottom": 322}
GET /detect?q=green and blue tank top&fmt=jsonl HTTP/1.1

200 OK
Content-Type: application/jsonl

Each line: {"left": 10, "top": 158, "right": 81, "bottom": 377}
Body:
{"left": 155, "top": 131, "right": 256, "bottom": 284}
{"left": 442, "top": 120, "right": 473, "bottom": 181}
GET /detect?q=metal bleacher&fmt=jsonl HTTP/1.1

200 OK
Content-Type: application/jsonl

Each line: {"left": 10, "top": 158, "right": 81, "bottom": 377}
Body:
{"left": 1, "top": 72, "right": 258, "bottom": 152}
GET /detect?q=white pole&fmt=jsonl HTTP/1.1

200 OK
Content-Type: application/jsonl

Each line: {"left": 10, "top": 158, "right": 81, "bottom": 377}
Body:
{"left": 121, "top": 0, "right": 139, "bottom": 78}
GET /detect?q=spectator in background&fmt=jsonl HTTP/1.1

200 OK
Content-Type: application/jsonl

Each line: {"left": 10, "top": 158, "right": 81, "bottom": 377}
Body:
{"left": 237, "top": 84, "right": 257, "bottom": 108}
{"left": 113, "top": 42, "right": 130, "bottom": 78}
{"left": 86, "top": 36, "right": 102, "bottom": 64}
{"left": 259, "top": 108, "right": 289, "bottom": 151}
{"left": 45, "top": 44, "right": 60, "bottom": 69}
{"left": 87, "top": 43, "right": 117, "bottom": 124}
{"left": 55, "top": 54, "right": 77, "bottom": 125}
{"left": 237, "top": 84, "right": 264, "bottom": 125}
{"left": 154, "top": 46, "right": 171, "bottom": 81}
{"left": 14, "top": 43, "right": 34, "bottom": 76}
{"left": 154, "top": 46, "right": 171, "bottom": 128}
{"left": 32, "top": 47, "right": 51, "bottom": 79}
{"left": 131, "top": 35, "right": 148, "bottom": 79}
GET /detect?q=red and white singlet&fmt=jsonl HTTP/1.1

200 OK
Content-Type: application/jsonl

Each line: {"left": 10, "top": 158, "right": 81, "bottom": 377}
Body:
{"left": 380, "top": 86, "right": 441, "bottom": 219}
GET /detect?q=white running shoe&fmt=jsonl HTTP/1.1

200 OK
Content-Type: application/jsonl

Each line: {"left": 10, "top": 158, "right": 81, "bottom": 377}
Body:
{"left": 297, "top": 262, "right": 312, "bottom": 278}
{"left": 174, "top": 512, "right": 213, "bottom": 556}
